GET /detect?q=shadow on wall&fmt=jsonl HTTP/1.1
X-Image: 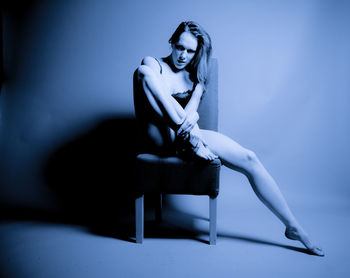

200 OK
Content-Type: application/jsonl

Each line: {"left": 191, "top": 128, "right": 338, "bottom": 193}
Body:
{"left": 43, "top": 116, "right": 201, "bottom": 242}
{"left": 44, "top": 117, "right": 140, "bottom": 238}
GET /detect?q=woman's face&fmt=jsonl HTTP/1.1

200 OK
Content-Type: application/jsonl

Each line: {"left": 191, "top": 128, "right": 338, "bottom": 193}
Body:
{"left": 171, "top": 32, "right": 198, "bottom": 70}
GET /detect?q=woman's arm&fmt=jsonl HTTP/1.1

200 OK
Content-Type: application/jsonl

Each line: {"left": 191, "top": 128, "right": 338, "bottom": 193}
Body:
{"left": 137, "top": 56, "right": 187, "bottom": 127}
{"left": 178, "top": 83, "right": 204, "bottom": 134}
{"left": 184, "top": 83, "right": 204, "bottom": 114}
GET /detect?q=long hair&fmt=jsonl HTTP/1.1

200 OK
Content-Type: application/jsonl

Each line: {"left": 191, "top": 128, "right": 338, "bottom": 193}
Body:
{"left": 169, "top": 21, "right": 212, "bottom": 88}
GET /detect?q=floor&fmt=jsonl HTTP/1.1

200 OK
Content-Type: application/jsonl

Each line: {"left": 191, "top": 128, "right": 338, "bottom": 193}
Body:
{"left": 1, "top": 168, "right": 349, "bottom": 278}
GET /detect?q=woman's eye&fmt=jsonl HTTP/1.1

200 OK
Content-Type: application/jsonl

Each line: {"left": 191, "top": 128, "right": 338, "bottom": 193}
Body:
{"left": 176, "top": 45, "right": 185, "bottom": 50}
{"left": 188, "top": 50, "right": 195, "bottom": 54}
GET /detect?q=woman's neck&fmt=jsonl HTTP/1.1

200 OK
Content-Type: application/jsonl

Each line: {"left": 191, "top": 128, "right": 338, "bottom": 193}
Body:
{"left": 163, "top": 56, "right": 184, "bottom": 73}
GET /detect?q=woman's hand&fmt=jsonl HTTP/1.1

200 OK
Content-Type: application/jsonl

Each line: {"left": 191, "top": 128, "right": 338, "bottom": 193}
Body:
{"left": 178, "top": 111, "right": 199, "bottom": 135}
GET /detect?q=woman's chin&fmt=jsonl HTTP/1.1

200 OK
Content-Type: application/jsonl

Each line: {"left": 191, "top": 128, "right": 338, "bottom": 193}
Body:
{"left": 175, "top": 63, "right": 187, "bottom": 70}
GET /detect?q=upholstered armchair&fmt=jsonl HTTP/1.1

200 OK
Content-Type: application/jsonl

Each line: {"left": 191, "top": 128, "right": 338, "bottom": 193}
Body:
{"left": 133, "top": 58, "right": 221, "bottom": 245}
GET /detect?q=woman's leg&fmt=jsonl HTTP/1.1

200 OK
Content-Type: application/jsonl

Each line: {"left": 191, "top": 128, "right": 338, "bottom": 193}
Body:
{"left": 201, "top": 129, "right": 324, "bottom": 256}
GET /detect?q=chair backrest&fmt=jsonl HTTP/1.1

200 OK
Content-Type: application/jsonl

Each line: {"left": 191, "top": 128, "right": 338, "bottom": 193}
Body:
{"left": 197, "top": 58, "right": 218, "bottom": 131}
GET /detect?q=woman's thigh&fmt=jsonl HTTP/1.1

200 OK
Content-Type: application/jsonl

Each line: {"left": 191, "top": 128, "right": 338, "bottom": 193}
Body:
{"left": 138, "top": 116, "right": 176, "bottom": 156}
{"left": 135, "top": 85, "right": 176, "bottom": 154}
{"left": 200, "top": 129, "right": 256, "bottom": 170}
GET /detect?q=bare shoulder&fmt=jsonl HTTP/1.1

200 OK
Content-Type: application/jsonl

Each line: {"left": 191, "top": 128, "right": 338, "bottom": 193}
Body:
{"left": 141, "top": 56, "right": 162, "bottom": 73}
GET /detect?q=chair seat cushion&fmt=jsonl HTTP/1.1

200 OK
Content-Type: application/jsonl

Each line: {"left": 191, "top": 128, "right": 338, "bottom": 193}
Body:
{"left": 136, "top": 153, "right": 221, "bottom": 198}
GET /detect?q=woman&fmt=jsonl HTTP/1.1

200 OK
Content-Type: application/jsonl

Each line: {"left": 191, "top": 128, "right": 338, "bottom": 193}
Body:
{"left": 134, "top": 21, "right": 324, "bottom": 256}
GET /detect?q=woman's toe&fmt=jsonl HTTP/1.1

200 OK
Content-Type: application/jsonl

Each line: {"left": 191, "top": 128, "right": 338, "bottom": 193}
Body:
{"left": 309, "top": 246, "right": 325, "bottom": 257}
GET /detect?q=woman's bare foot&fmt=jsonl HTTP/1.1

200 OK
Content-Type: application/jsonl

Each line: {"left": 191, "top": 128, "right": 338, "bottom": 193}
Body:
{"left": 285, "top": 226, "right": 325, "bottom": 256}
{"left": 176, "top": 131, "right": 218, "bottom": 161}
{"left": 193, "top": 140, "right": 218, "bottom": 160}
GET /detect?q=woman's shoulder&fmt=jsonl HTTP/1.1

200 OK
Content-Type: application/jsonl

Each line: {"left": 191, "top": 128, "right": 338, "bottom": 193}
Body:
{"left": 140, "top": 56, "right": 163, "bottom": 74}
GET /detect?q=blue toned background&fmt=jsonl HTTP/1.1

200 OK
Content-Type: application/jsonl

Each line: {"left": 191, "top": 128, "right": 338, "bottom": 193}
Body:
{"left": 0, "top": 0, "right": 350, "bottom": 277}
{"left": 1, "top": 0, "right": 349, "bottom": 211}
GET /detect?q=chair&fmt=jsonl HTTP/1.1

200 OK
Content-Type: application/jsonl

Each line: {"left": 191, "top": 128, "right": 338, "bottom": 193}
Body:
{"left": 133, "top": 58, "right": 221, "bottom": 245}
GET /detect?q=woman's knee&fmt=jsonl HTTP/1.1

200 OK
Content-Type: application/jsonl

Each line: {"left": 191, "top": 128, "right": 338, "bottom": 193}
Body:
{"left": 242, "top": 149, "right": 260, "bottom": 169}
{"left": 246, "top": 149, "right": 257, "bottom": 161}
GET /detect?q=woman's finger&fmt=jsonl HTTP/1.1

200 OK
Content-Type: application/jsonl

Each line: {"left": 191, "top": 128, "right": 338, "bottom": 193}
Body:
{"left": 184, "top": 123, "right": 195, "bottom": 133}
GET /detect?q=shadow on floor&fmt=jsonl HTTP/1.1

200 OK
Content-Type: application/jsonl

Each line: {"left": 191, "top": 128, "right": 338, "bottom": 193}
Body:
{"left": 98, "top": 206, "right": 315, "bottom": 256}
{"left": 1, "top": 115, "right": 314, "bottom": 256}
{"left": 0, "top": 205, "right": 314, "bottom": 256}
{"left": 217, "top": 232, "right": 314, "bottom": 255}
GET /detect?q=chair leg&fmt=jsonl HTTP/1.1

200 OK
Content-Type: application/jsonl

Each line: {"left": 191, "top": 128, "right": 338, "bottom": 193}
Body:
{"left": 135, "top": 195, "right": 144, "bottom": 244}
{"left": 209, "top": 196, "right": 217, "bottom": 245}
{"left": 155, "top": 194, "right": 163, "bottom": 223}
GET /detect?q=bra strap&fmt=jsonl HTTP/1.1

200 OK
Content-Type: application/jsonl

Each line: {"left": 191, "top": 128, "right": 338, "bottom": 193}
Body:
{"left": 154, "top": 58, "right": 163, "bottom": 74}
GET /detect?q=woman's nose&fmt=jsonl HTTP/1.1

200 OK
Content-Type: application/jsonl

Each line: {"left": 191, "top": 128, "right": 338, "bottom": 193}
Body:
{"left": 179, "top": 51, "right": 186, "bottom": 60}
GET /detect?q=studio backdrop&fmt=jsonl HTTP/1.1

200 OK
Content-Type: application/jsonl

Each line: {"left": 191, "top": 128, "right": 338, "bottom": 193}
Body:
{"left": 0, "top": 0, "right": 349, "bottom": 216}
